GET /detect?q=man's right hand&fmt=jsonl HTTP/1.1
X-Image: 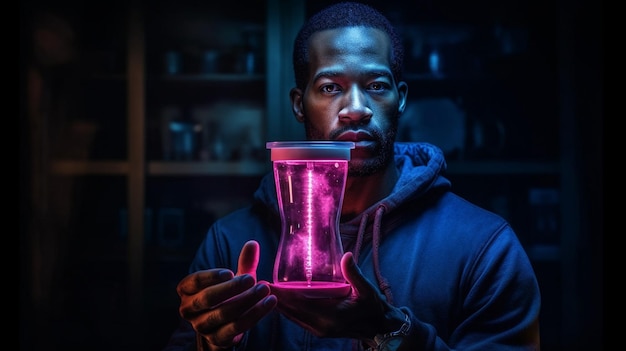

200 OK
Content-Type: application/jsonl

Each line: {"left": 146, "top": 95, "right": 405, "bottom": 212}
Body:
{"left": 176, "top": 240, "right": 277, "bottom": 350}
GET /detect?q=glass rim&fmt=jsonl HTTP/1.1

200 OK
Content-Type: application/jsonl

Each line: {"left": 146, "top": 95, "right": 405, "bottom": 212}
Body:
{"left": 266, "top": 141, "right": 355, "bottom": 161}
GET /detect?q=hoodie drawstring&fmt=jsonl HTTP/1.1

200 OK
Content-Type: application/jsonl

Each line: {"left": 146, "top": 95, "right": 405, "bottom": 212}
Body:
{"left": 372, "top": 206, "right": 393, "bottom": 304}
{"left": 352, "top": 205, "right": 394, "bottom": 305}
{"left": 353, "top": 213, "right": 368, "bottom": 264}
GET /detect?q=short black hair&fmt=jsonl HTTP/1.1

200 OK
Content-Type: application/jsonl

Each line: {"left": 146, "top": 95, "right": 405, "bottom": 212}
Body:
{"left": 292, "top": 1, "right": 404, "bottom": 90}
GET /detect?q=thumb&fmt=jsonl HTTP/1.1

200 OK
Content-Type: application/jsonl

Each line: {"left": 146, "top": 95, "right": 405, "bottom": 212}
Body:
{"left": 236, "top": 240, "right": 260, "bottom": 281}
{"left": 341, "top": 252, "right": 375, "bottom": 298}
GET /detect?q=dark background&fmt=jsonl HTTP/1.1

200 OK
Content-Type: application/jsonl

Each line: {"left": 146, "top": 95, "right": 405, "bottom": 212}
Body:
{"left": 20, "top": 0, "right": 602, "bottom": 350}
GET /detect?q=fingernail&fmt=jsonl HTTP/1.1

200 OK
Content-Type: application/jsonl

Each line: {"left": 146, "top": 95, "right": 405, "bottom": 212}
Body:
{"left": 219, "top": 270, "right": 233, "bottom": 280}
{"left": 264, "top": 295, "right": 277, "bottom": 307}
{"left": 255, "top": 283, "right": 268, "bottom": 293}
{"left": 240, "top": 274, "right": 255, "bottom": 285}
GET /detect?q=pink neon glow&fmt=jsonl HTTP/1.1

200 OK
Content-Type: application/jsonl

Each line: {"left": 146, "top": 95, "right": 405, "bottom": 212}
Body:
{"left": 268, "top": 141, "right": 354, "bottom": 298}
{"left": 306, "top": 166, "right": 313, "bottom": 285}
{"left": 270, "top": 281, "right": 351, "bottom": 299}
{"left": 272, "top": 160, "right": 349, "bottom": 287}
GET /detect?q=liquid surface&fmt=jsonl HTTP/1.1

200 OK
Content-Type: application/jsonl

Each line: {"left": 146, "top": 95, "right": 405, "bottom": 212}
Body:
{"left": 270, "top": 281, "right": 351, "bottom": 299}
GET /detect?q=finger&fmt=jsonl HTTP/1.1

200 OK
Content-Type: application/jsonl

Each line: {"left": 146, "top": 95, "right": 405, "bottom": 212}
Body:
{"left": 179, "top": 274, "right": 256, "bottom": 317}
{"left": 237, "top": 240, "right": 260, "bottom": 280}
{"left": 205, "top": 291, "right": 277, "bottom": 347}
{"left": 177, "top": 269, "right": 234, "bottom": 296}
{"left": 214, "top": 283, "right": 276, "bottom": 330}
{"left": 198, "top": 283, "right": 276, "bottom": 339}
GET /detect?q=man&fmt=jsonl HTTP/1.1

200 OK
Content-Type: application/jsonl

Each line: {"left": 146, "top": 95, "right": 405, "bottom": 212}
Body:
{"left": 164, "top": 2, "right": 541, "bottom": 350}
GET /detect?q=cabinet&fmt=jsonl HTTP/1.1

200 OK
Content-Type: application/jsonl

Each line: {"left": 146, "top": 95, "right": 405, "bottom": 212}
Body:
{"left": 23, "top": 0, "right": 303, "bottom": 349}
{"left": 21, "top": 0, "right": 601, "bottom": 350}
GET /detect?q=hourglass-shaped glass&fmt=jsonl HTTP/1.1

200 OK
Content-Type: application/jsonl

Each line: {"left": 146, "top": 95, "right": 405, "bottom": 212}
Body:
{"left": 266, "top": 141, "right": 354, "bottom": 298}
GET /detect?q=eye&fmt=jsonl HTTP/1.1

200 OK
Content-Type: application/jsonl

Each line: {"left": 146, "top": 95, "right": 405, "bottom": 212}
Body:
{"left": 320, "top": 83, "right": 342, "bottom": 94}
{"left": 368, "top": 81, "right": 388, "bottom": 91}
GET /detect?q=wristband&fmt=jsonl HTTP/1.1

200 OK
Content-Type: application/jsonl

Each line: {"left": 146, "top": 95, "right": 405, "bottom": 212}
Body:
{"left": 371, "top": 312, "right": 411, "bottom": 351}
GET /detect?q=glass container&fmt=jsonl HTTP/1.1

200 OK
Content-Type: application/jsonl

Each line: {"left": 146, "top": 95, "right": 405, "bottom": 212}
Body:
{"left": 266, "top": 141, "right": 354, "bottom": 298}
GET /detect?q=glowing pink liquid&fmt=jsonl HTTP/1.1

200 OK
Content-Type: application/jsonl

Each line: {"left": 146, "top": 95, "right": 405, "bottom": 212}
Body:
{"left": 267, "top": 141, "right": 355, "bottom": 296}
{"left": 271, "top": 281, "right": 351, "bottom": 299}
{"left": 272, "top": 161, "right": 347, "bottom": 285}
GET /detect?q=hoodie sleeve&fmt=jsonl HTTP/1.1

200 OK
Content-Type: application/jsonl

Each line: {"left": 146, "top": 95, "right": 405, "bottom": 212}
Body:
{"left": 398, "top": 224, "right": 541, "bottom": 351}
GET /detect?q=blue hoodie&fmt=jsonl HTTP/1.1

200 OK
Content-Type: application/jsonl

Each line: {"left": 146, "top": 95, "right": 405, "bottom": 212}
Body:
{"left": 164, "top": 142, "right": 541, "bottom": 351}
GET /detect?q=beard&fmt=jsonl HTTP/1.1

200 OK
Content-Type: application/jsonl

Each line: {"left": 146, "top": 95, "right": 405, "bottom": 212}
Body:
{"left": 346, "top": 126, "right": 396, "bottom": 177}
{"left": 304, "top": 120, "right": 398, "bottom": 177}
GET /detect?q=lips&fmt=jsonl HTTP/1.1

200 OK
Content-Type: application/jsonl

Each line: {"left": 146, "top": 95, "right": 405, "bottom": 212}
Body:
{"left": 336, "top": 131, "right": 374, "bottom": 142}
{"left": 336, "top": 130, "right": 377, "bottom": 150}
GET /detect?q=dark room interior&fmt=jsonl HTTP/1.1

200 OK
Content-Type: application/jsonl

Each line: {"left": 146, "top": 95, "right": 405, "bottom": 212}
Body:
{"left": 20, "top": 0, "right": 602, "bottom": 350}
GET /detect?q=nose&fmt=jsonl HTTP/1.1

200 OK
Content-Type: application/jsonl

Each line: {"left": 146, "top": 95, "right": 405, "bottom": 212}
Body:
{"left": 338, "top": 85, "right": 373, "bottom": 124}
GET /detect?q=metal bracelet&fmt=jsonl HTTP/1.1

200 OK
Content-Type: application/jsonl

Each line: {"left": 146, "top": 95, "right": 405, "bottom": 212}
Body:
{"left": 372, "top": 312, "right": 411, "bottom": 350}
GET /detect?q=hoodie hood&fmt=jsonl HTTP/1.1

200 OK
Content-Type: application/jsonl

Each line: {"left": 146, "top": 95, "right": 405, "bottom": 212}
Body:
{"left": 253, "top": 142, "right": 450, "bottom": 303}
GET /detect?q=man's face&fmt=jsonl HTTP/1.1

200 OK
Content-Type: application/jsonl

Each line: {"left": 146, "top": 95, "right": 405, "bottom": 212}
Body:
{"left": 292, "top": 26, "right": 407, "bottom": 177}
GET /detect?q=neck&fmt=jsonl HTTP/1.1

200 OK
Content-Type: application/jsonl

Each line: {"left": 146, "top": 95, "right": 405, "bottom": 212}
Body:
{"left": 341, "top": 162, "right": 398, "bottom": 220}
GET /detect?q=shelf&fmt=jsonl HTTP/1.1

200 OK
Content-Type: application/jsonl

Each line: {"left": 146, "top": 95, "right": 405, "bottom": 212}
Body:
{"left": 404, "top": 72, "right": 483, "bottom": 82}
{"left": 50, "top": 160, "right": 130, "bottom": 175}
{"left": 148, "top": 161, "right": 269, "bottom": 176}
{"left": 157, "top": 73, "right": 265, "bottom": 82}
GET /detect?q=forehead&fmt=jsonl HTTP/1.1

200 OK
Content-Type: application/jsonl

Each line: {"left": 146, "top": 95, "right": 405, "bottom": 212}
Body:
{"left": 307, "top": 26, "right": 392, "bottom": 69}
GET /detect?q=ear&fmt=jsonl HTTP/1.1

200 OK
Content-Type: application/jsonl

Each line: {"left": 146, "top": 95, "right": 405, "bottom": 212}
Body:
{"left": 290, "top": 87, "right": 305, "bottom": 123}
{"left": 396, "top": 81, "right": 408, "bottom": 116}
